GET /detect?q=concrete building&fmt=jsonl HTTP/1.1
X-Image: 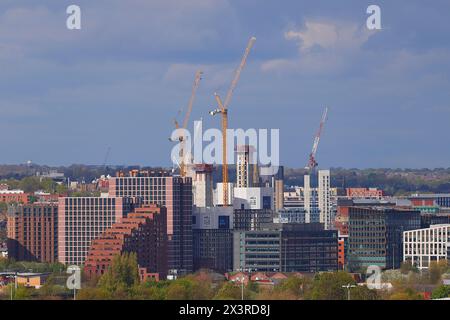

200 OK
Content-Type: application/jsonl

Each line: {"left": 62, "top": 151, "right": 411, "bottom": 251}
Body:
{"left": 84, "top": 204, "right": 168, "bottom": 280}
{"left": 348, "top": 207, "right": 421, "bottom": 270}
{"left": 7, "top": 203, "right": 58, "bottom": 263}
{"left": 108, "top": 170, "right": 193, "bottom": 274}
{"left": 192, "top": 206, "right": 233, "bottom": 272}
{"left": 188, "top": 164, "right": 214, "bottom": 208}
{"left": 236, "top": 145, "right": 257, "bottom": 188}
{"left": 303, "top": 175, "right": 320, "bottom": 223}
{"left": 233, "top": 209, "right": 274, "bottom": 231}
{"left": 318, "top": 169, "right": 333, "bottom": 230}
{"left": 214, "top": 182, "right": 234, "bottom": 207}
{"left": 58, "top": 196, "right": 136, "bottom": 265}
{"left": 275, "top": 208, "right": 306, "bottom": 224}
{"left": 280, "top": 223, "right": 338, "bottom": 273}
{"left": 403, "top": 224, "right": 450, "bottom": 270}
{"left": 233, "top": 223, "right": 338, "bottom": 273}
{"left": 233, "top": 226, "right": 281, "bottom": 272}
{"left": 233, "top": 187, "right": 273, "bottom": 210}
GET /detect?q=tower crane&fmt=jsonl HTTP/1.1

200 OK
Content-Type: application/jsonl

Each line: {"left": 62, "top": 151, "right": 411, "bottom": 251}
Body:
{"left": 172, "top": 70, "right": 203, "bottom": 177}
{"left": 210, "top": 36, "right": 256, "bottom": 206}
{"left": 306, "top": 107, "right": 328, "bottom": 172}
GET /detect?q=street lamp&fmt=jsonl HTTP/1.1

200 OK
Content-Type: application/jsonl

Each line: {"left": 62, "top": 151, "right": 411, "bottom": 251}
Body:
{"left": 342, "top": 284, "right": 356, "bottom": 300}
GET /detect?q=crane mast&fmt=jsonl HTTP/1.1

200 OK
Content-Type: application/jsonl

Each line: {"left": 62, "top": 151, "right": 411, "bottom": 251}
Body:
{"left": 210, "top": 37, "right": 256, "bottom": 206}
{"left": 306, "top": 107, "right": 328, "bottom": 172}
{"left": 173, "top": 70, "right": 203, "bottom": 177}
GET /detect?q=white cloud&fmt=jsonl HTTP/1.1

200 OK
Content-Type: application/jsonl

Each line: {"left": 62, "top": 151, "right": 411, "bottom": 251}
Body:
{"left": 262, "top": 19, "right": 376, "bottom": 74}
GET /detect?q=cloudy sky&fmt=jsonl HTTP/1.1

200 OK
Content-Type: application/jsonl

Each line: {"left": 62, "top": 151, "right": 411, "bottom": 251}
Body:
{"left": 0, "top": 0, "right": 449, "bottom": 168}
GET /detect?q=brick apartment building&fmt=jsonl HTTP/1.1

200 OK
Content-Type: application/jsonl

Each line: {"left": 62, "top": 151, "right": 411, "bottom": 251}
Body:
{"left": 58, "top": 196, "right": 136, "bottom": 265}
{"left": 7, "top": 203, "right": 58, "bottom": 263}
{"left": 108, "top": 170, "right": 193, "bottom": 274}
{"left": 0, "top": 189, "right": 30, "bottom": 204}
{"left": 84, "top": 204, "right": 168, "bottom": 281}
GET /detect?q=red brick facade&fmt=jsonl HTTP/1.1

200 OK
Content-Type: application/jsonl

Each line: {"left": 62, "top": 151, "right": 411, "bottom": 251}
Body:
{"left": 84, "top": 204, "right": 168, "bottom": 281}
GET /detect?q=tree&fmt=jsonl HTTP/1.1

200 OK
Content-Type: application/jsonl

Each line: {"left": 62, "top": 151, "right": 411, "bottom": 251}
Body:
{"left": 271, "top": 276, "right": 312, "bottom": 300}
{"left": 389, "top": 287, "right": 423, "bottom": 300}
{"left": 350, "top": 285, "right": 380, "bottom": 300}
{"left": 431, "top": 285, "right": 450, "bottom": 300}
{"left": 308, "top": 272, "right": 356, "bottom": 300}
{"left": 214, "top": 282, "right": 244, "bottom": 300}
{"left": 96, "top": 252, "right": 140, "bottom": 298}
{"left": 429, "top": 260, "right": 448, "bottom": 284}
{"left": 400, "top": 262, "right": 417, "bottom": 275}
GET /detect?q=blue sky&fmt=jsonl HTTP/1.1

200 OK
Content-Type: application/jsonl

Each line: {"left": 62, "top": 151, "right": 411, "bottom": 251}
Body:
{"left": 0, "top": 0, "right": 449, "bottom": 168}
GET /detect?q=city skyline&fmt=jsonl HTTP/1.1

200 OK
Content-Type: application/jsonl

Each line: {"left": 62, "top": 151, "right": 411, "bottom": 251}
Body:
{"left": 0, "top": 1, "right": 449, "bottom": 168}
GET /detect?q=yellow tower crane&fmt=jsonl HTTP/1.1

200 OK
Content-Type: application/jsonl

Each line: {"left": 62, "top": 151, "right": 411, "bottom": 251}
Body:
{"left": 173, "top": 70, "right": 203, "bottom": 177}
{"left": 210, "top": 36, "right": 256, "bottom": 206}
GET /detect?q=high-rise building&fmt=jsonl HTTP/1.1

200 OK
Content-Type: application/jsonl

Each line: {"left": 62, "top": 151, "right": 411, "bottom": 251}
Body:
{"left": 348, "top": 207, "right": 421, "bottom": 270}
{"left": 192, "top": 207, "right": 233, "bottom": 272}
{"left": 7, "top": 203, "right": 58, "bottom": 263}
{"left": 233, "top": 223, "right": 338, "bottom": 273}
{"left": 84, "top": 204, "right": 168, "bottom": 280}
{"left": 303, "top": 175, "right": 320, "bottom": 223}
{"left": 280, "top": 223, "right": 338, "bottom": 273}
{"left": 233, "top": 226, "right": 281, "bottom": 272}
{"left": 108, "top": 171, "right": 193, "bottom": 274}
{"left": 233, "top": 187, "right": 274, "bottom": 211}
{"left": 236, "top": 145, "right": 257, "bottom": 188}
{"left": 318, "top": 169, "right": 332, "bottom": 230}
{"left": 188, "top": 164, "right": 213, "bottom": 208}
{"left": 403, "top": 224, "right": 450, "bottom": 270}
{"left": 58, "top": 196, "right": 136, "bottom": 265}
{"left": 273, "top": 166, "right": 284, "bottom": 212}
{"left": 233, "top": 209, "right": 274, "bottom": 231}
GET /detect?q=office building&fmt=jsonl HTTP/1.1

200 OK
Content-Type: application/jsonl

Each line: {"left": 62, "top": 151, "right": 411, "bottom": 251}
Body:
{"left": 233, "top": 226, "right": 281, "bottom": 272}
{"left": 233, "top": 208, "right": 274, "bottom": 231}
{"left": 318, "top": 170, "right": 332, "bottom": 230}
{"left": 84, "top": 204, "right": 168, "bottom": 280}
{"left": 7, "top": 203, "right": 58, "bottom": 263}
{"left": 58, "top": 196, "right": 136, "bottom": 265}
{"left": 403, "top": 224, "right": 450, "bottom": 270}
{"left": 192, "top": 207, "right": 233, "bottom": 272}
{"left": 233, "top": 223, "right": 338, "bottom": 273}
{"left": 281, "top": 223, "right": 338, "bottom": 273}
{"left": 109, "top": 170, "right": 193, "bottom": 274}
{"left": 233, "top": 187, "right": 273, "bottom": 210}
{"left": 348, "top": 207, "right": 421, "bottom": 270}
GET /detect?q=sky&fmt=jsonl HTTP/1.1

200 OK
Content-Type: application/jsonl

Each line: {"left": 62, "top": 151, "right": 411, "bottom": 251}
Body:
{"left": 0, "top": 0, "right": 449, "bottom": 168}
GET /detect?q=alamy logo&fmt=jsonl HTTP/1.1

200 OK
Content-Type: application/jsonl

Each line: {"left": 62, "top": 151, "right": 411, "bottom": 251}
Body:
{"left": 366, "top": 265, "right": 382, "bottom": 289}
{"left": 170, "top": 121, "right": 280, "bottom": 175}
{"left": 66, "top": 265, "right": 81, "bottom": 290}
{"left": 366, "top": 5, "right": 382, "bottom": 30}
{"left": 66, "top": 5, "right": 81, "bottom": 30}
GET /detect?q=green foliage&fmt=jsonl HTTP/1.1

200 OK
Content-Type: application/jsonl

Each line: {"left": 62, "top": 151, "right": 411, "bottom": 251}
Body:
{"left": 0, "top": 258, "right": 64, "bottom": 273}
{"left": 214, "top": 282, "right": 243, "bottom": 300}
{"left": 308, "top": 271, "right": 356, "bottom": 300}
{"left": 389, "top": 287, "right": 423, "bottom": 300}
{"left": 272, "top": 276, "right": 312, "bottom": 299}
{"left": 400, "top": 262, "right": 418, "bottom": 275}
{"left": 350, "top": 285, "right": 380, "bottom": 300}
{"left": 431, "top": 285, "right": 450, "bottom": 299}
{"left": 96, "top": 252, "right": 140, "bottom": 298}
{"left": 428, "top": 260, "right": 448, "bottom": 284}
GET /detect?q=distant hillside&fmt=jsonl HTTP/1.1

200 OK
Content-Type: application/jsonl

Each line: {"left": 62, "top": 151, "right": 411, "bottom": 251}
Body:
{"left": 284, "top": 167, "right": 450, "bottom": 195}
{"left": 1, "top": 164, "right": 450, "bottom": 195}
